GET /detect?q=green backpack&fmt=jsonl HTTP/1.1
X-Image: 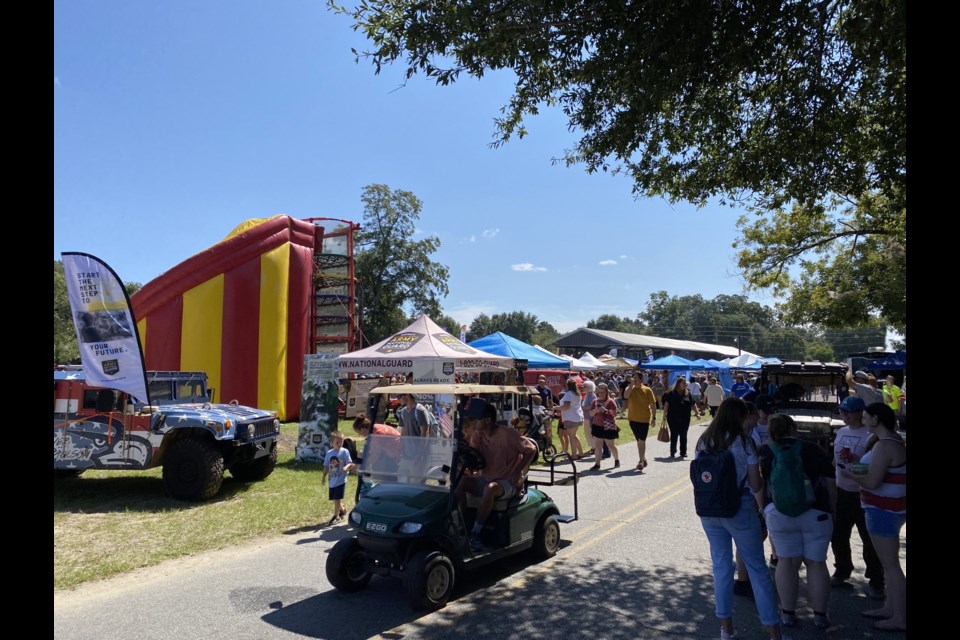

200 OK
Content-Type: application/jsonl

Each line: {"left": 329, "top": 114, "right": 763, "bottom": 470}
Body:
{"left": 767, "top": 440, "right": 815, "bottom": 517}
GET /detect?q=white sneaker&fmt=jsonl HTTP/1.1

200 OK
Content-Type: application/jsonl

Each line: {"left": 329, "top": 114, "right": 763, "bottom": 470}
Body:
{"left": 720, "top": 628, "right": 737, "bottom": 640}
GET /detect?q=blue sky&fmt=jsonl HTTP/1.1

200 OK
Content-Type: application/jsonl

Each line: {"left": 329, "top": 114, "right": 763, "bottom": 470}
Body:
{"left": 54, "top": 1, "right": 779, "bottom": 337}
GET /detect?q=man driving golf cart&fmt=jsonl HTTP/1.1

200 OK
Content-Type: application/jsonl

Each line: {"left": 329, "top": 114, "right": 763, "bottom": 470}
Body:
{"left": 456, "top": 397, "right": 538, "bottom": 550}
{"left": 326, "top": 382, "right": 576, "bottom": 611}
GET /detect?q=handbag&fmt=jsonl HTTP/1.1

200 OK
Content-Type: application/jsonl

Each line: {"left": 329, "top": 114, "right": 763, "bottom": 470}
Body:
{"left": 603, "top": 408, "right": 619, "bottom": 431}
{"left": 657, "top": 422, "right": 670, "bottom": 443}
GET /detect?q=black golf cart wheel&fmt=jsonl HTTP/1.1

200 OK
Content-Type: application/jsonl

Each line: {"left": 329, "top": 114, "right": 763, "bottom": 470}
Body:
{"left": 403, "top": 550, "right": 455, "bottom": 611}
{"left": 162, "top": 437, "right": 224, "bottom": 501}
{"left": 532, "top": 514, "right": 561, "bottom": 559}
{"left": 326, "top": 538, "right": 372, "bottom": 592}
{"left": 543, "top": 443, "right": 558, "bottom": 459}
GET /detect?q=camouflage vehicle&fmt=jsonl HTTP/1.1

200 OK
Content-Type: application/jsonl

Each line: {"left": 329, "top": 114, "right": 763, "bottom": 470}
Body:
{"left": 54, "top": 367, "right": 280, "bottom": 501}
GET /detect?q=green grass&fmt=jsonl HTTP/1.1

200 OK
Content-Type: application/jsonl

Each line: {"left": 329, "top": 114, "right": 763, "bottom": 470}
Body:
{"left": 53, "top": 422, "right": 354, "bottom": 590}
{"left": 54, "top": 414, "right": 710, "bottom": 590}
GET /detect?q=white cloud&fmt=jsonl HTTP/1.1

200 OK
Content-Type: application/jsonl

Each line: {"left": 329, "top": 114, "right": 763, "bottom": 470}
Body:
{"left": 619, "top": 254, "right": 627, "bottom": 259}
{"left": 511, "top": 263, "right": 548, "bottom": 272}
{"left": 468, "top": 235, "right": 477, "bottom": 242}
{"left": 598, "top": 259, "right": 617, "bottom": 266}
{"left": 482, "top": 228, "right": 500, "bottom": 239}
{"left": 54, "top": 76, "right": 61, "bottom": 87}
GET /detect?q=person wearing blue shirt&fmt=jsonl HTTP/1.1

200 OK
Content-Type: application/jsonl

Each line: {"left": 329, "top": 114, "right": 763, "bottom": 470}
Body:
{"left": 731, "top": 374, "right": 753, "bottom": 398}
{"left": 322, "top": 431, "right": 355, "bottom": 524}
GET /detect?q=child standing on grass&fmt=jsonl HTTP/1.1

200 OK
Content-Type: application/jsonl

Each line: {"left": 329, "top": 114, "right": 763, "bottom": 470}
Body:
{"left": 322, "top": 431, "right": 355, "bottom": 524}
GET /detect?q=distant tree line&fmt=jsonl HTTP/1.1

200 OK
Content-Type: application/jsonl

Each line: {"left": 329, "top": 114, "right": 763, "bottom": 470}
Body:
{"left": 584, "top": 292, "right": 888, "bottom": 361}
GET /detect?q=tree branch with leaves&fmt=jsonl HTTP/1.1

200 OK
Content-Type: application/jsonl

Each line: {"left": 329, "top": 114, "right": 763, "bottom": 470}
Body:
{"left": 353, "top": 184, "right": 450, "bottom": 345}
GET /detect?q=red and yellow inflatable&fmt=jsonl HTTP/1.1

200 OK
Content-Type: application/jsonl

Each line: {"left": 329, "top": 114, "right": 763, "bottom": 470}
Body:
{"left": 131, "top": 215, "right": 323, "bottom": 420}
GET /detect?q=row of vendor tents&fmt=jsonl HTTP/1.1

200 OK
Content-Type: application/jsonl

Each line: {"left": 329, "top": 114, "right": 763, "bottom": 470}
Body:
{"left": 470, "top": 328, "right": 784, "bottom": 372}
{"left": 336, "top": 314, "right": 781, "bottom": 377}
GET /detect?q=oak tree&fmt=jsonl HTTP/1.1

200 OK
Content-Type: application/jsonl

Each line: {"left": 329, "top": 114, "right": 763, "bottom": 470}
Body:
{"left": 331, "top": 0, "right": 906, "bottom": 333}
{"left": 354, "top": 184, "right": 450, "bottom": 344}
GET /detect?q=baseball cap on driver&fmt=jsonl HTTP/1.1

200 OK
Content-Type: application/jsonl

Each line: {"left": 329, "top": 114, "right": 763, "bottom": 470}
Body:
{"left": 464, "top": 397, "right": 493, "bottom": 420}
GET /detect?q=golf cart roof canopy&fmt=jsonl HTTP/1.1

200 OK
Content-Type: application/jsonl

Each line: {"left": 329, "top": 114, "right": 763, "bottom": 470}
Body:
{"left": 369, "top": 383, "right": 536, "bottom": 395}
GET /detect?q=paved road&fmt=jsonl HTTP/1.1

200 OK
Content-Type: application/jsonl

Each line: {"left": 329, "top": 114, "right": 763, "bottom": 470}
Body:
{"left": 54, "top": 429, "right": 905, "bottom": 640}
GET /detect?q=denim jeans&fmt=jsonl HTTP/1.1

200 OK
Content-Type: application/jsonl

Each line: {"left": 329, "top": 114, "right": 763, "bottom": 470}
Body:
{"left": 700, "top": 494, "right": 780, "bottom": 626}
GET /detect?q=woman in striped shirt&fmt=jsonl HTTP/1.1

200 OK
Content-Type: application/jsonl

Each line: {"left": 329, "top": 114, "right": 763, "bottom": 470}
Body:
{"left": 840, "top": 402, "right": 906, "bottom": 632}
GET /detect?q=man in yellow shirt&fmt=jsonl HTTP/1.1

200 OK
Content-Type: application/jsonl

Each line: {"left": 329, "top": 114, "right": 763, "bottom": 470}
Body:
{"left": 882, "top": 375, "right": 903, "bottom": 416}
{"left": 623, "top": 372, "right": 658, "bottom": 472}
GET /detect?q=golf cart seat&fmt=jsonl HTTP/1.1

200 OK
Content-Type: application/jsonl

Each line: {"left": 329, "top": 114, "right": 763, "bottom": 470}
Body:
{"left": 465, "top": 437, "right": 538, "bottom": 512}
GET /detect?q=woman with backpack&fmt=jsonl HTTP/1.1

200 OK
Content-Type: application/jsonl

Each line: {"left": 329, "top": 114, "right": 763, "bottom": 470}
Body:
{"left": 758, "top": 414, "right": 837, "bottom": 630}
{"left": 693, "top": 398, "right": 789, "bottom": 640}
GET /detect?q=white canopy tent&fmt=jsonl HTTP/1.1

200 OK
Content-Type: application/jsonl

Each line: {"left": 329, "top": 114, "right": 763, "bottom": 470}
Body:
{"left": 558, "top": 354, "right": 599, "bottom": 371}
{"left": 338, "top": 315, "right": 515, "bottom": 374}
{"left": 722, "top": 353, "right": 781, "bottom": 369}
{"left": 533, "top": 344, "right": 563, "bottom": 359}
{"left": 578, "top": 352, "right": 617, "bottom": 369}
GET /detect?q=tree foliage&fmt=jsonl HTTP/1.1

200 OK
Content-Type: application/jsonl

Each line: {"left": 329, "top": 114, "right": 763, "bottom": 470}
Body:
{"left": 434, "top": 313, "right": 464, "bottom": 336}
{"left": 330, "top": 0, "right": 906, "bottom": 335}
{"left": 584, "top": 291, "right": 891, "bottom": 360}
{"left": 819, "top": 324, "right": 888, "bottom": 357}
{"left": 330, "top": 0, "right": 904, "bottom": 210}
{"left": 736, "top": 192, "right": 906, "bottom": 332}
{"left": 805, "top": 341, "right": 836, "bottom": 362}
{"left": 467, "top": 311, "right": 554, "bottom": 345}
{"left": 587, "top": 314, "right": 644, "bottom": 334}
{"left": 530, "top": 321, "right": 560, "bottom": 350}
{"left": 354, "top": 184, "right": 450, "bottom": 345}
{"left": 617, "top": 291, "right": 822, "bottom": 360}
{"left": 54, "top": 260, "right": 78, "bottom": 364}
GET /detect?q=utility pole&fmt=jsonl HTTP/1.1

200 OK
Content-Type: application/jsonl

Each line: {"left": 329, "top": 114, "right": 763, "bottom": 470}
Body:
{"left": 735, "top": 336, "right": 741, "bottom": 356}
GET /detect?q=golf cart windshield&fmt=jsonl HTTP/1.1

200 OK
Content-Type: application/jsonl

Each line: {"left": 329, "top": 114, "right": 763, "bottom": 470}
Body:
{"left": 358, "top": 434, "right": 456, "bottom": 492}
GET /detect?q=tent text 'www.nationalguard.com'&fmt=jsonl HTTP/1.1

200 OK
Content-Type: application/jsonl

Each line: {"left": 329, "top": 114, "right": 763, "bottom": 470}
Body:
{"left": 341, "top": 359, "right": 414, "bottom": 369}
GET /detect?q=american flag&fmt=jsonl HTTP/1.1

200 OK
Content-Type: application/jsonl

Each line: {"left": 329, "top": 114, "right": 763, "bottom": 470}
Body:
{"left": 435, "top": 403, "right": 454, "bottom": 438}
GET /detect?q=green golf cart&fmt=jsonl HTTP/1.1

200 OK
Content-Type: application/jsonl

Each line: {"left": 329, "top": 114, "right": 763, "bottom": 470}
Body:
{"left": 325, "top": 383, "right": 578, "bottom": 610}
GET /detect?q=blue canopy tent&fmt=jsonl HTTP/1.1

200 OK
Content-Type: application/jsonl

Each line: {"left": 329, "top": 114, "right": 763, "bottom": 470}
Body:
{"left": 687, "top": 358, "right": 736, "bottom": 393}
{"left": 867, "top": 350, "right": 906, "bottom": 370}
{"left": 639, "top": 354, "right": 696, "bottom": 369}
{"left": 706, "top": 359, "right": 732, "bottom": 369}
{"left": 689, "top": 358, "right": 719, "bottom": 370}
{"left": 640, "top": 354, "right": 696, "bottom": 387}
{"left": 468, "top": 332, "right": 570, "bottom": 369}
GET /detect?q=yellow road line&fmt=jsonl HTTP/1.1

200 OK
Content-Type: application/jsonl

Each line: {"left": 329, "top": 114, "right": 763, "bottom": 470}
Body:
{"left": 506, "top": 479, "right": 691, "bottom": 592}
{"left": 561, "top": 475, "right": 689, "bottom": 541}
{"left": 370, "top": 476, "right": 692, "bottom": 638}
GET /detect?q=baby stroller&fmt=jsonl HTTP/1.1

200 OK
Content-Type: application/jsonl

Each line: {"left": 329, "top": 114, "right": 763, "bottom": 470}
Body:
{"left": 515, "top": 406, "right": 558, "bottom": 463}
